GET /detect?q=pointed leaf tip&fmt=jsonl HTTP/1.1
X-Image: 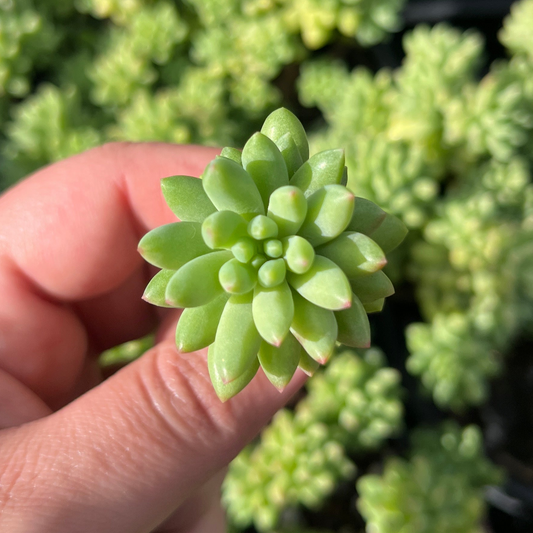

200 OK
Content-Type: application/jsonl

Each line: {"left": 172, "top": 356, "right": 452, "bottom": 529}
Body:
{"left": 208, "top": 344, "right": 259, "bottom": 401}
{"left": 287, "top": 255, "right": 352, "bottom": 311}
{"left": 261, "top": 107, "right": 309, "bottom": 163}
{"left": 289, "top": 148, "right": 346, "bottom": 197}
{"left": 161, "top": 175, "right": 216, "bottom": 223}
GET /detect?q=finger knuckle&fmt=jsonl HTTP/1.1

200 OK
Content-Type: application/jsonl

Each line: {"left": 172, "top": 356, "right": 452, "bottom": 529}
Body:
{"left": 135, "top": 342, "right": 241, "bottom": 452}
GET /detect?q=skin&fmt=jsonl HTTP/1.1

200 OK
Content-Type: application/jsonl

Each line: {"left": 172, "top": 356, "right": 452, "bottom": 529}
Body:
{"left": 0, "top": 142, "right": 306, "bottom": 533}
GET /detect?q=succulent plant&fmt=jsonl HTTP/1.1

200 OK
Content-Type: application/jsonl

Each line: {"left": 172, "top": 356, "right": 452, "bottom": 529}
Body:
{"left": 223, "top": 348, "right": 402, "bottom": 531}
{"left": 223, "top": 410, "right": 355, "bottom": 531}
{"left": 357, "top": 422, "right": 502, "bottom": 533}
{"left": 138, "top": 108, "right": 407, "bottom": 400}
{"left": 297, "top": 349, "right": 404, "bottom": 452}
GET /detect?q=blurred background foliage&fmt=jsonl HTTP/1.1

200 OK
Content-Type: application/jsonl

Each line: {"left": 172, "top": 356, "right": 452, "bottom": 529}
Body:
{"left": 4, "top": 0, "right": 533, "bottom": 531}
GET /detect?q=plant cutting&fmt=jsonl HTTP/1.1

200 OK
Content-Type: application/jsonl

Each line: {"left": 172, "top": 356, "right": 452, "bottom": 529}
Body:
{"left": 138, "top": 108, "right": 407, "bottom": 401}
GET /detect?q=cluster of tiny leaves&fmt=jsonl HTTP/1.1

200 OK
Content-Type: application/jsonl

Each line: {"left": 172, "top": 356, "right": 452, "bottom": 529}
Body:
{"left": 297, "top": 349, "right": 403, "bottom": 452}
{"left": 298, "top": 24, "right": 486, "bottom": 229}
{"left": 223, "top": 410, "right": 355, "bottom": 532}
{"left": 223, "top": 349, "right": 403, "bottom": 532}
{"left": 357, "top": 422, "right": 503, "bottom": 533}
{"left": 0, "top": 0, "right": 406, "bottom": 186}
{"left": 0, "top": 0, "right": 60, "bottom": 99}
{"left": 406, "top": 157, "right": 533, "bottom": 409}
{"left": 499, "top": 0, "right": 533, "bottom": 60}
{"left": 406, "top": 313, "right": 500, "bottom": 410}
{"left": 279, "top": 0, "right": 404, "bottom": 49}
{"left": 3, "top": 84, "right": 103, "bottom": 179}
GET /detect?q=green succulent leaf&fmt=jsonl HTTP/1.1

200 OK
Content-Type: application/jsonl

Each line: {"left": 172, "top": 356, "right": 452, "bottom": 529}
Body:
{"left": 267, "top": 185, "right": 308, "bottom": 238}
{"left": 363, "top": 298, "right": 385, "bottom": 313}
{"left": 264, "top": 239, "right": 283, "bottom": 258}
{"left": 251, "top": 254, "right": 268, "bottom": 270}
{"left": 242, "top": 132, "right": 289, "bottom": 209}
{"left": 161, "top": 176, "right": 216, "bottom": 223}
{"left": 142, "top": 269, "right": 176, "bottom": 307}
{"left": 316, "top": 232, "right": 387, "bottom": 277}
{"left": 258, "top": 258, "right": 287, "bottom": 288}
{"left": 208, "top": 344, "right": 259, "bottom": 402}
{"left": 138, "top": 222, "right": 211, "bottom": 269}
{"left": 176, "top": 293, "right": 229, "bottom": 352}
{"left": 261, "top": 107, "right": 309, "bottom": 164}
{"left": 275, "top": 132, "right": 304, "bottom": 178}
{"left": 298, "top": 349, "right": 320, "bottom": 376}
{"left": 367, "top": 212, "right": 408, "bottom": 253}
{"left": 258, "top": 334, "right": 300, "bottom": 391}
{"left": 248, "top": 214, "right": 279, "bottom": 240}
{"left": 253, "top": 281, "right": 294, "bottom": 346}
{"left": 282, "top": 235, "right": 315, "bottom": 274}
{"left": 341, "top": 166, "right": 348, "bottom": 186}
{"left": 334, "top": 293, "right": 371, "bottom": 348}
{"left": 165, "top": 250, "right": 232, "bottom": 307}
{"left": 290, "top": 291, "right": 338, "bottom": 364}
{"left": 289, "top": 149, "right": 345, "bottom": 197}
{"left": 202, "top": 210, "right": 248, "bottom": 249}
{"left": 202, "top": 157, "right": 265, "bottom": 220}
{"left": 299, "top": 185, "right": 355, "bottom": 246}
{"left": 219, "top": 258, "right": 257, "bottom": 294}
{"left": 211, "top": 292, "right": 262, "bottom": 384}
{"left": 350, "top": 271, "right": 395, "bottom": 303}
{"left": 346, "top": 197, "right": 387, "bottom": 235}
{"left": 219, "top": 146, "right": 242, "bottom": 165}
{"left": 231, "top": 238, "right": 256, "bottom": 263}
{"left": 287, "top": 255, "right": 352, "bottom": 311}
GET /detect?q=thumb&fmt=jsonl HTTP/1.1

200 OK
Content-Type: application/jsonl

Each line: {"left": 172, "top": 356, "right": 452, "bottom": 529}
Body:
{"left": 0, "top": 341, "right": 306, "bottom": 533}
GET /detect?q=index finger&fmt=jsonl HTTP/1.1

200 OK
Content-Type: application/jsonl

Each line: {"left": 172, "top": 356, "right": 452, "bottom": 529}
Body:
{"left": 0, "top": 142, "right": 218, "bottom": 402}
{"left": 0, "top": 142, "right": 218, "bottom": 300}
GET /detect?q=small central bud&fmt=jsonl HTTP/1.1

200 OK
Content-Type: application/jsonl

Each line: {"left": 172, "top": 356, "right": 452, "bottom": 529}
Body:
{"left": 251, "top": 254, "right": 267, "bottom": 269}
{"left": 247, "top": 215, "right": 278, "bottom": 240}
{"left": 264, "top": 238, "right": 282, "bottom": 258}
{"left": 282, "top": 235, "right": 315, "bottom": 274}
{"left": 258, "top": 258, "right": 286, "bottom": 288}
{"left": 219, "top": 258, "right": 257, "bottom": 294}
{"left": 232, "top": 238, "right": 256, "bottom": 263}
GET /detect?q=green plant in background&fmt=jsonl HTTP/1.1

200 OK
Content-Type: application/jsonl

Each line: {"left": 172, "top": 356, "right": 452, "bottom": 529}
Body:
{"left": 357, "top": 422, "right": 502, "bottom": 533}
{"left": 0, "top": 0, "right": 407, "bottom": 185}
{"left": 406, "top": 157, "right": 533, "bottom": 408}
{"left": 297, "top": 349, "right": 403, "bottom": 452}
{"left": 138, "top": 108, "right": 407, "bottom": 400}
{"left": 224, "top": 410, "right": 355, "bottom": 532}
{"left": 99, "top": 334, "right": 155, "bottom": 367}
{"left": 298, "top": 1, "right": 533, "bottom": 411}
{"left": 223, "top": 348, "right": 403, "bottom": 531}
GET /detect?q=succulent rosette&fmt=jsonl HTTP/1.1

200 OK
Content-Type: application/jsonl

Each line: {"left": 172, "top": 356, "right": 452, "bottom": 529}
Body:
{"left": 138, "top": 108, "right": 407, "bottom": 401}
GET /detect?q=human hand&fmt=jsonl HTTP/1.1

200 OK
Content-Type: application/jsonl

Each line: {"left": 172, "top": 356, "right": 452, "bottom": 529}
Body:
{"left": 0, "top": 143, "right": 306, "bottom": 533}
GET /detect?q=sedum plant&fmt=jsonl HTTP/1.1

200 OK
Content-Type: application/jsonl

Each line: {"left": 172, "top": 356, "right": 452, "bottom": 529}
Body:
{"left": 297, "top": 348, "right": 403, "bottom": 452}
{"left": 357, "top": 422, "right": 502, "bottom": 533}
{"left": 223, "top": 409, "right": 355, "bottom": 532}
{"left": 298, "top": 2, "right": 533, "bottom": 411}
{"left": 0, "top": 0, "right": 407, "bottom": 186}
{"left": 223, "top": 348, "right": 403, "bottom": 531}
{"left": 138, "top": 108, "right": 407, "bottom": 400}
